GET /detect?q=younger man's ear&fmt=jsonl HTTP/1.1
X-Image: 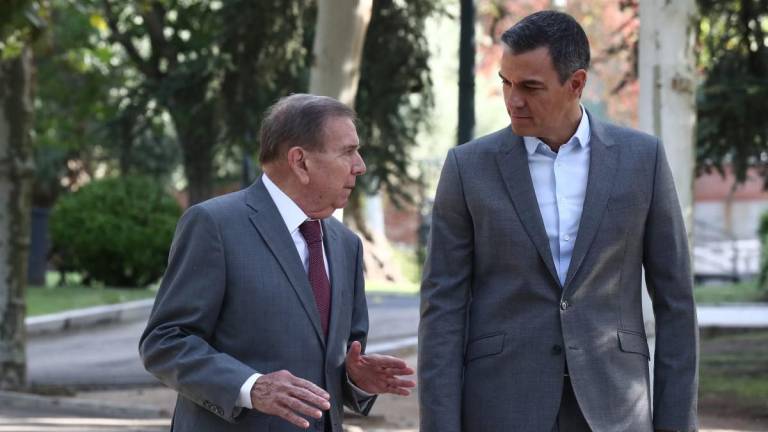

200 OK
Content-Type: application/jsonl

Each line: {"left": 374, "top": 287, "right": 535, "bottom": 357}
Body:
{"left": 570, "top": 69, "right": 587, "bottom": 97}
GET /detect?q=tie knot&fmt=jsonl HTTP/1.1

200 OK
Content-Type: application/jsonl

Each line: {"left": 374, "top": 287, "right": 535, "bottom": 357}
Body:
{"left": 299, "top": 220, "right": 323, "bottom": 244}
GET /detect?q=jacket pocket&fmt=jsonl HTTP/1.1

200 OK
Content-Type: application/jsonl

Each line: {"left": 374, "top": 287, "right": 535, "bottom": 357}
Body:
{"left": 465, "top": 332, "right": 505, "bottom": 364}
{"left": 617, "top": 330, "right": 650, "bottom": 360}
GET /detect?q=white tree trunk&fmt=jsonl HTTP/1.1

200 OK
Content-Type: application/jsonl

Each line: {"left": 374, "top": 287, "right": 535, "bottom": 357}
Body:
{"left": 638, "top": 0, "right": 698, "bottom": 388}
{"left": 310, "top": 0, "right": 373, "bottom": 222}
{"left": 0, "top": 47, "right": 34, "bottom": 389}
{"left": 309, "top": 0, "right": 373, "bottom": 108}
{"left": 639, "top": 0, "right": 697, "bottom": 234}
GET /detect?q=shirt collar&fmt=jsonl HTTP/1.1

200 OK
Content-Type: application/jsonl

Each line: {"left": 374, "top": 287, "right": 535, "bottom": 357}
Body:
{"left": 523, "top": 105, "right": 591, "bottom": 156}
{"left": 262, "top": 173, "right": 311, "bottom": 235}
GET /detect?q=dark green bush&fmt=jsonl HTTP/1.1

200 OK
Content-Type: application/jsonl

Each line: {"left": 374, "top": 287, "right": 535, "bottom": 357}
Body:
{"left": 50, "top": 176, "right": 181, "bottom": 288}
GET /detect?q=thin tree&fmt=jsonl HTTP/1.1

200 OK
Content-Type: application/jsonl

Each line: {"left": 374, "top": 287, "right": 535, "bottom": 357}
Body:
{"left": 458, "top": 0, "right": 476, "bottom": 145}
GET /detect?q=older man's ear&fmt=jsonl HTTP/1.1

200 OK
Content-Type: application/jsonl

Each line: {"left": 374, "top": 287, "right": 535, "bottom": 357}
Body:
{"left": 286, "top": 146, "right": 310, "bottom": 185}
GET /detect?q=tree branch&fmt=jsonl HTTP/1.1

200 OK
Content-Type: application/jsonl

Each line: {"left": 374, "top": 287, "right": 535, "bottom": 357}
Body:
{"left": 143, "top": 1, "right": 177, "bottom": 72}
{"left": 102, "top": 0, "right": 161, "bottom": 80}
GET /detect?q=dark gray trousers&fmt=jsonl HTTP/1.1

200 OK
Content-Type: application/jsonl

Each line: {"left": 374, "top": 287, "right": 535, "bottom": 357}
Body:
{"left": 552, "top": 376, "right": 592, "bottom": 432}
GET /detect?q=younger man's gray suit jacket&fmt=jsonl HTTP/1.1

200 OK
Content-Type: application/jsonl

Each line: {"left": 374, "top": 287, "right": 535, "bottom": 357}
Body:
{"left": 140, "top": 179, "right": 374, "bottom": 431}
{"left": 419, "top": 116, "right": 698, "bottom": 432}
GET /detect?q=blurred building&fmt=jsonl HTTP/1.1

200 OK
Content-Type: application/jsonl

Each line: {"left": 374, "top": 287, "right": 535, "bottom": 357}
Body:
{"left": 694, "top": 166, "right": 767, "bottom": 282}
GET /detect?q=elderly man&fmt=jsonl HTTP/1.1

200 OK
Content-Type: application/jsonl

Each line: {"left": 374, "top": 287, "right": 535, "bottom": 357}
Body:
{"left": 141, "top": 94, "right": 414, "bottom": 432}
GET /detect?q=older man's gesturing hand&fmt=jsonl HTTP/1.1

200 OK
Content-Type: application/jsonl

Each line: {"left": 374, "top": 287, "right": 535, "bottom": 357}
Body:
{"left": 345, "top": 341, "right": 416, "bottom": 395}
{"left": 250, "top": 370, "right": 331, "bottom": 429}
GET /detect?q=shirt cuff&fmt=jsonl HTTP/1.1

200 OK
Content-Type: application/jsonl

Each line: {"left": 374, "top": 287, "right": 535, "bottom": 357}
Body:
{"left": 237, "top": 372, "right": 262, "bottom": 409}
{"left": 347, "top": 372, "right": 375, "bottom": 398}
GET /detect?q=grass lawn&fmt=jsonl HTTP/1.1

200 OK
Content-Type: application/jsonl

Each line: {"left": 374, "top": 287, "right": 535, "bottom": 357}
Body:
{"left": 366, "top": 279, "right": 420, "bottom": 295}
{"left": 27, "top": 258, "right": 423, "bottom": 316}
{"left": 700, "top": 331, "right": 768, "bottom": 419}
{"left": 694, "top": 281, "right": 767, "bottom": 304}
{"left": 26, "top": 278, "right": 417, "bottom": 317}
{"left": 27, "top": 284, "right": 156, "bottom": 317}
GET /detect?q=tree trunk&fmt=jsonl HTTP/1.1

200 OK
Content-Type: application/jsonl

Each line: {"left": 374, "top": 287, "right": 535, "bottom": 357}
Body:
{"left": 310, "top": 0, "right": 372, "bottom": 227}
{"left": 309, "top": 0, "right": 373, "bottom": 107}
{"left": 638, "top": 0, "right": 698, "bottom": 386}
{"left": 639, "top": 0, "right": 697, "bottom": 237}
{"left": 0, "top": 47, "right": 34, "bottom": 389}
{"left": 309, "top": 1, "right": 406, "bottom": 284}
{"left": 178, "top": 124, "right": 215, "bottom": 207}
{"left": 168, "top": 85, "right": 218, "bottom": 207}
{"left": 458, "top": 0, "right": 475, "bottom": 145}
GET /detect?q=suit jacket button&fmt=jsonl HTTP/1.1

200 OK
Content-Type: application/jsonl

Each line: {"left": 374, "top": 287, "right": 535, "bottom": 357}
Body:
{"left": 560, "top": 300, "right": 569, "bottom": 310}
{"left": 551, "top": 344, "right": 563, "bottom": 355}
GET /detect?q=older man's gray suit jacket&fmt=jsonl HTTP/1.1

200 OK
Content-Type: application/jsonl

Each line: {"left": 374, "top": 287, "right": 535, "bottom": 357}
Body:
{"left": 419, "top": 116, "right": 698, "bottom": 432}
{"left": 140, "top": 179, "right": 374, "bottom": 431}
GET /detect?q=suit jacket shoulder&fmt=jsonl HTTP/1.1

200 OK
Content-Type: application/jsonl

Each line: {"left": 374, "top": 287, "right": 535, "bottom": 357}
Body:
{"left": 324, "top": 215, "right": 363, "bottom": 250}
{"left": 454, "top": 127, "right": 512, "bottom": 156}
{"left": 591, "top": 117, "right": 658, "bottom": 155}
{"left": 190, "top": 188, "right": 249, "bottom": 222}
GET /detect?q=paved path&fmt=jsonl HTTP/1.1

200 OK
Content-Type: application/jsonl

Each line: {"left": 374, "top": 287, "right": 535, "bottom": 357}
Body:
{"left": 28, "top": 294, "right": 768, "bottom": 389}
{"left": 14, "top": 353, "right": 761, "bottom": 432}
{"left": 27, "top": 294, "right": 420, "bottom": 388}
{"left": 13, "top": 297, "right": 768, "bottom": 431}
{"left": 698, "top": 303, "right": 768, "bottom": 328}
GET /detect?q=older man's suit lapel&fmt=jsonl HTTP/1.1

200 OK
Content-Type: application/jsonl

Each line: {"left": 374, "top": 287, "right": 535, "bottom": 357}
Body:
{"left": 322, "top": 219, "right": 344, "bottom": 351}
{"left": 496, "top": 129, "right": 561, "bottom": 289}
{"left": 245, "top": 179, "right": 326, "bottom": 348}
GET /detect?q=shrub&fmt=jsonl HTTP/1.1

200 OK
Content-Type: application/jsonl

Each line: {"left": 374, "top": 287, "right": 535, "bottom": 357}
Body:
{"left": 50, "top": 176, "right": 181, "bottom": 288}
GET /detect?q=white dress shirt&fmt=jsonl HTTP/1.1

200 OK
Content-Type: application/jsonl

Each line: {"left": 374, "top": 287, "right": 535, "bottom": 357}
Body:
{"left": 237, "top": 173, "right": 329, "bottom": 408}
{"left": 523, "top": 107, "right": 591, "bottom": 285}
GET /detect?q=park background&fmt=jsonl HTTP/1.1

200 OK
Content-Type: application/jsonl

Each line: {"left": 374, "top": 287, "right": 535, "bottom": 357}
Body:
{"left": 0, "top": 0, "right": 767, "bottom": 430}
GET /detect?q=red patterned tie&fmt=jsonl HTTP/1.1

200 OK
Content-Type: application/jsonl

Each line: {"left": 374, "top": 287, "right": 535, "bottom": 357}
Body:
{"left": 299, "top": 220, "right": 331, "bottom": 336}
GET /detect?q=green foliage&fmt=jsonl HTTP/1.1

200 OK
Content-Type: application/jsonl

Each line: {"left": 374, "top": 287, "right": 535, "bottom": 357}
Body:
{"left": 603, "top": 1, "right": 768, "bottom": 189}
{"left": 758, "top": 210, "right": 768, "bottom": 291}
{"left": 355, "top": 0, "right": 442, "bottom": 205}
{"left": 32, "top": 0, "right": 181, "bottom": 206}
{"left": 34, "top": 0, "right": 440, "bottom": 207}
{"left": 50, "top": 176, "right": 181, "bottom": 287}
{"left": 0, "top": 0, "right": 44, "bottom": 56}
{"left": 94, "top": 0, "right": 314, "bottom": 200}
{"left": 695, "top": 0, "right": 768, "bottom": 184}
{"left": 219, "top": 0, "right": 315, "bottom": 154}
{"left": 695, "top": 280, "right": 766, "bottom": 303}
{"left": 34, "top": 0, "right": 315, "bottom": 205}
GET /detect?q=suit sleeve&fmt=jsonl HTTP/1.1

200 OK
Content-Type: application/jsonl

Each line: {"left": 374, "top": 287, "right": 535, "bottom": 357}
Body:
{"left": 418, "top": 149, "right": 473, "bottom": 432}
{"left": 642, "top": 140, "right": 699, "bottom": 431}
{"left": 139, "top": 205, "right": 255, "bottom": 423}
{"left": 342, "top": 236, "right": 377, "bottom": 414}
